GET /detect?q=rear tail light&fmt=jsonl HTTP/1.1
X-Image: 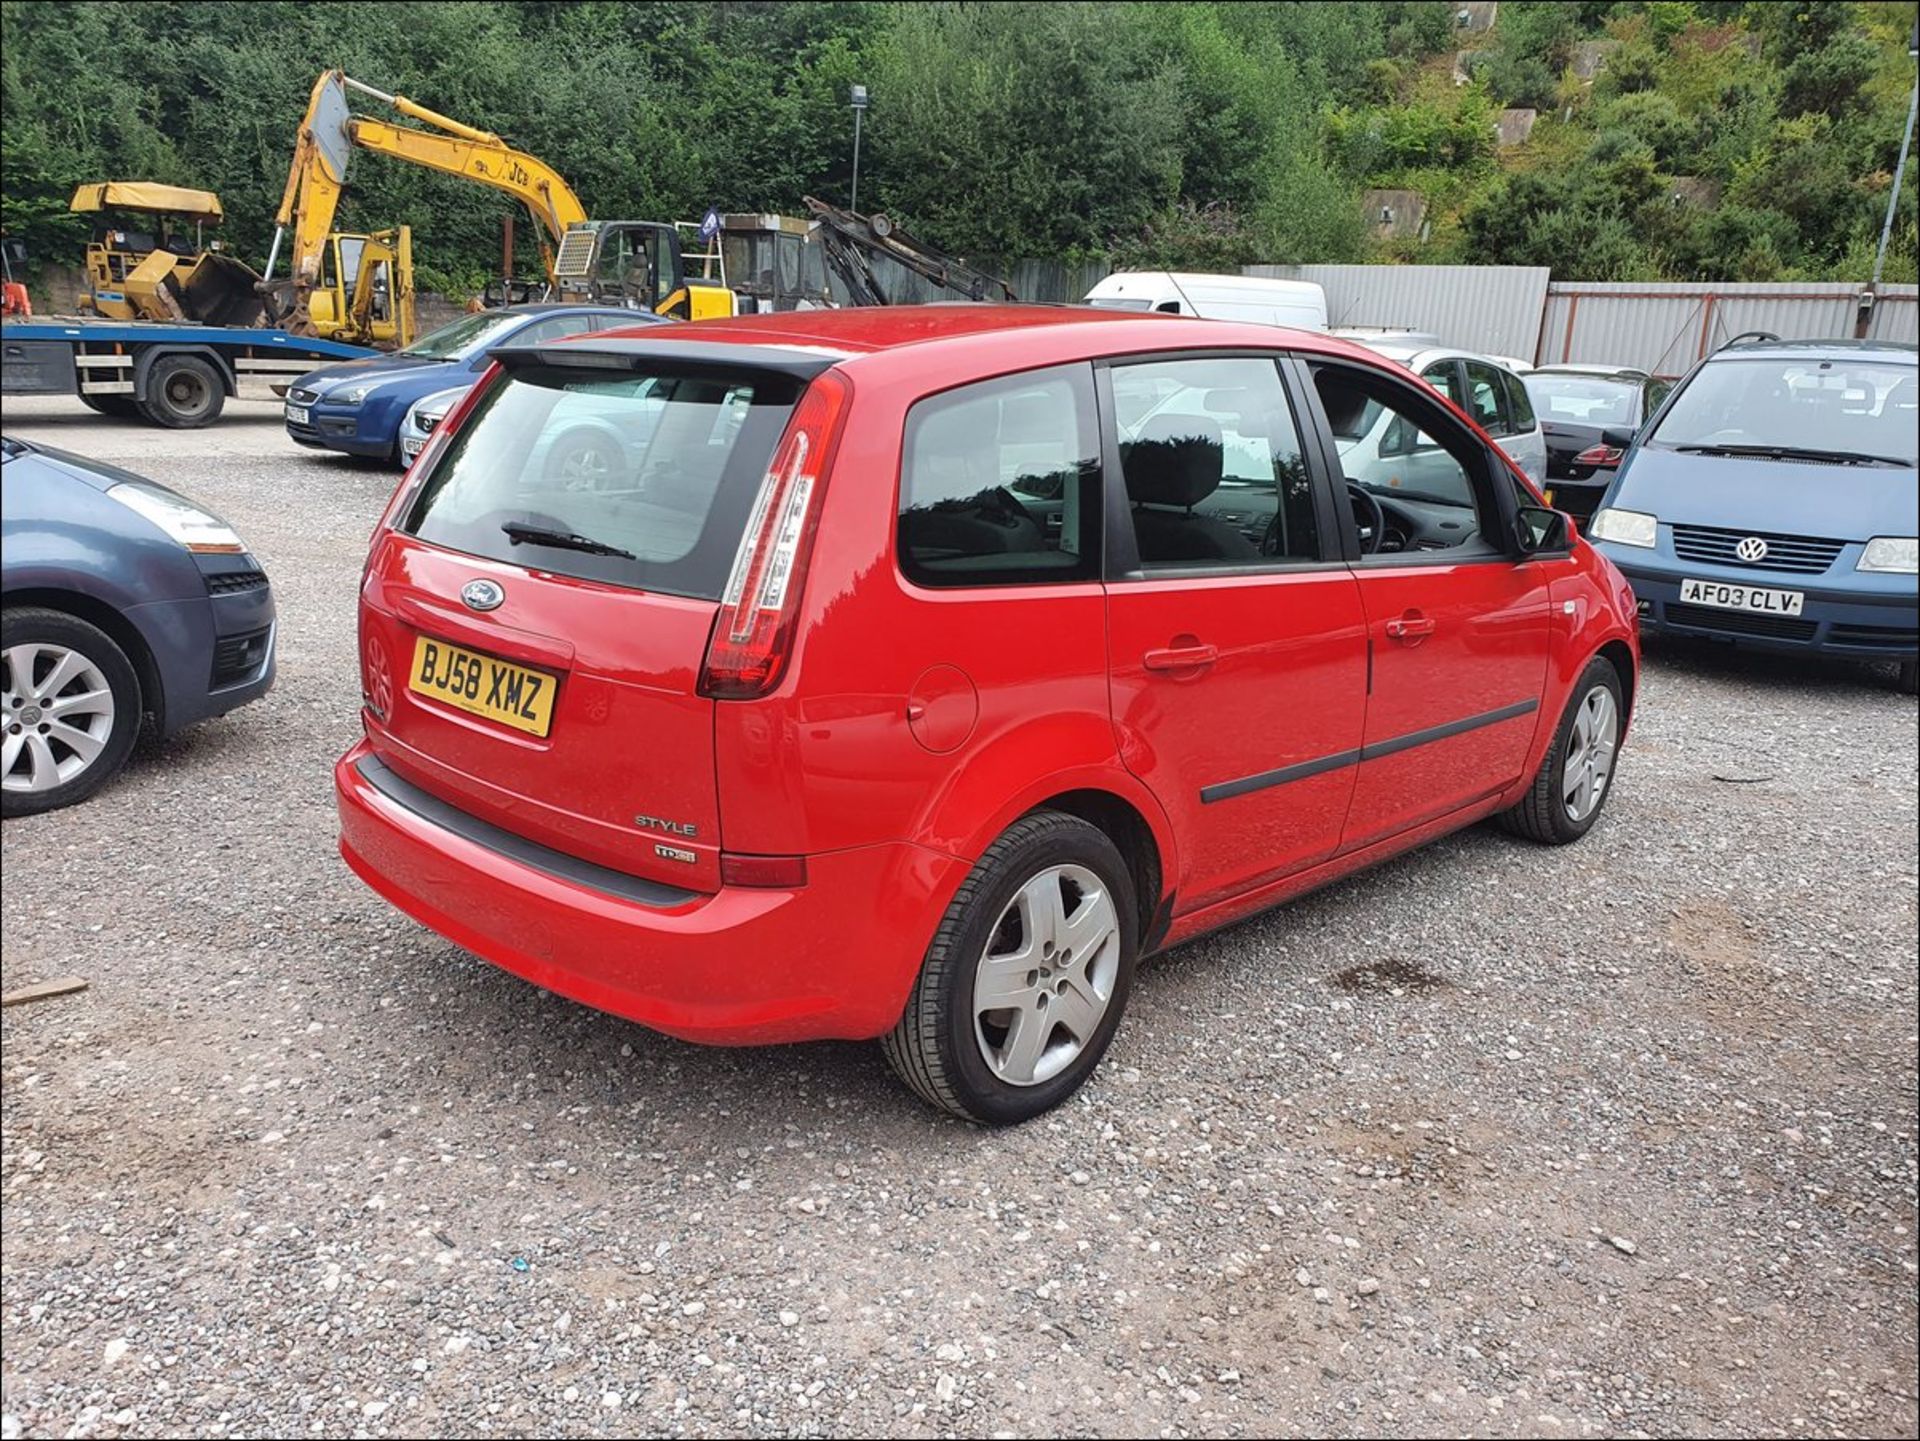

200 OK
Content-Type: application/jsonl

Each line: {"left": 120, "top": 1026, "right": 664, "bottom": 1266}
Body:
{"left": 699, "top": 369, "right": 853, "bottom": 699}
{"left": 1574, "top": 443, "right": 1624, "bottom": 467}
{"left": 721, "top": 853, "right": 809, "bottom": 888}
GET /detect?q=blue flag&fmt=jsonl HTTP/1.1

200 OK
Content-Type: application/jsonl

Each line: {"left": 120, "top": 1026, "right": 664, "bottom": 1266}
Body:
{"left": 698, "top": 207, "right": 721, "bottom": 242}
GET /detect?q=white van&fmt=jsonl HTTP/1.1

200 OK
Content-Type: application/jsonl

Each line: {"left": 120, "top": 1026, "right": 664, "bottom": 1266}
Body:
{"left": 1084, "top": 271, "right": 1328, "bottom": 330}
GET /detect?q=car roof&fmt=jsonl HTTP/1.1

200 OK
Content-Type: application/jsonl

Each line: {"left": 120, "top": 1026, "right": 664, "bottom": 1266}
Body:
{"left": 1529, "top": 363, "right": 1651, "bottom": 380}
{"left": 584, "top": 303, "right": 1393, "bottom": 373}
{"left": 1709, "top": 337, "right": 1918, "bottom": 364}
{"left": 497, "top": 302, "right": 661, "bottom": 319}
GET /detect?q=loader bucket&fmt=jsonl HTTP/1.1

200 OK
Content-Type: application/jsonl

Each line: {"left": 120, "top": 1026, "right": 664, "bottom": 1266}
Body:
{"left": 178, "top": 251, "right": 266, "bottom": 327}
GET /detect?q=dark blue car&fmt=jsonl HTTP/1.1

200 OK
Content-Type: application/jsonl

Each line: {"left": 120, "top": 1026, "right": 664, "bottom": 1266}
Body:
{"left": 2, "top": 437, "right": 275, "bottom": 815}
{"left": 1588, "top": 339, "right": 1918, "bottom": 693}
{"left": 283, "top": 304, "right": 661, "bottom": 464}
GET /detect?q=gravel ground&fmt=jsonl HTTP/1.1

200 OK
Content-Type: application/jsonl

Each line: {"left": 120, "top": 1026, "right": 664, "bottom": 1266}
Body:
{"left": 3, "top": 397, "right": 1916, "bottom": 1440}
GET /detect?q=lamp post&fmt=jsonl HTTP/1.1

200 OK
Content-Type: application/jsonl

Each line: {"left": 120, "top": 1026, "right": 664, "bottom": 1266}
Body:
{"left": 849, "top": 84, "right": 869, "bottom": 214}
{"left": 1873, "top": 24, "right": 1919, "bottom": 287}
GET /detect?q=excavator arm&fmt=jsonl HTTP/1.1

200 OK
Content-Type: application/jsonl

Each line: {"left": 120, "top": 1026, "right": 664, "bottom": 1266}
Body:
{"left": 264, "top": 72, "right": 589, "bottom": 333}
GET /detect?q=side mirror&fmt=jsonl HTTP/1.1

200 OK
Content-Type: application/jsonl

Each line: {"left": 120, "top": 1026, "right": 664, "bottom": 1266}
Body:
{"left": 1515, "top": 504, "right": 1571, "bottom": 556}
{"left": 1600, "top": 426, "right": 1638, "bottom": 451}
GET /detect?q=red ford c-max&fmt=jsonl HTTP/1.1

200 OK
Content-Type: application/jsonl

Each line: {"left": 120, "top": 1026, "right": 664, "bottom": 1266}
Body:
{"left": 337, "top": 306, "right": 1639, "bottom": 1124}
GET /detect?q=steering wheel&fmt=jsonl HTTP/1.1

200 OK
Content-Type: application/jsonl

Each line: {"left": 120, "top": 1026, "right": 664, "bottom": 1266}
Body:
{"left": 1346, "top": 481, "right": 1385, "bottom": 555}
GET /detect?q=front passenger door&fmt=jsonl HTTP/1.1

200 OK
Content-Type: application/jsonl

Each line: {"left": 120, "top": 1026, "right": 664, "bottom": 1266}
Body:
{"left": 1304, "top": 361, "right": 1553, "bottom": 852}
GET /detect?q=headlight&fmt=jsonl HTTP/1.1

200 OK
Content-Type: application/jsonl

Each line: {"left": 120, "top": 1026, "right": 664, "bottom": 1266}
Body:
{"left": 1587, "top": 507, "right": 1658, "bottom": 548}
{"left": 1858, "top": 536, "right": 1919, "bottom": 574}
{"left": 332, "top": 383, "right": 377, "bottom": 406}
{"left": 107, "top": 482, "right": 246, "bottom": 554}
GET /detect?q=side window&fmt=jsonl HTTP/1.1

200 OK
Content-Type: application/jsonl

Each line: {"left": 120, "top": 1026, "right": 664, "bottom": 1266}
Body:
{"left": 1421, "top": 360, "right": 1465, "bottom": 408}
{"left": 898, "top": 365, "right": 1100, "bottom": 588}
{"left": 522, "top": 314, "right": 596, "bottom": 345}
{"left": 1311, "top": 363, "right": 1500, "bottom": 558}
{"left": 1503, "top": 370, "right": 1536, "bottom": 431}
{"left": 1110, "top": 355, "right": 1321, "bottom": 568}
{"left": 1463, "top": 360, "right": 1513, "bottom": 436}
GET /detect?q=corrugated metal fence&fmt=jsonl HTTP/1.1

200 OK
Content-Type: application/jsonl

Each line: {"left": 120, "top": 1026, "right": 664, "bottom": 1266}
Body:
{"left": 1537, "top": 281, "right": 1919, "bottom": 373}
{"left": 991, "top": 258, "right": 1918, "bottom": 374}
{"left": 1246, "top": 263, "right": 1552, "bottom": 360}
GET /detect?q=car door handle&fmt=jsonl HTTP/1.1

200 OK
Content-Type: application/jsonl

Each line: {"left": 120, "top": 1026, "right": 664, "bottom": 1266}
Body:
{"left": 1143, "top": 643, "right": 1218, "bottom": 672}
{"left": 1384, "top": 615, "right": 1435, "bottom": 641}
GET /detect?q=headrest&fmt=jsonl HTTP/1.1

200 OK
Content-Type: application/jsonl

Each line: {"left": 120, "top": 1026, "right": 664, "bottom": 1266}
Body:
{"left": 1124, "top": 414, "right": 1224, "bottom": 508}
{"left": 1000, "top": 390, "right": 1062, "bottom": 443}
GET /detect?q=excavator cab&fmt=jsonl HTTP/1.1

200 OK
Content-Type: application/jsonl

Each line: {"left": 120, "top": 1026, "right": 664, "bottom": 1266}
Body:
{"left": 307, "top": 227, "right": 415, "bottom": 349}
{"left": 556, "top": 220, "right": 735, "bottom": 321}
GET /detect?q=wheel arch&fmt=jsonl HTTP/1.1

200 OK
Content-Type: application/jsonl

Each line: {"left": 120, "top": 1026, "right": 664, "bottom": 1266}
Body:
{"left": 1025, "top": 787, "right": 1171, "bottom": 954}
{"left": 1598, "top": 637, "right": 1636, "bottom": 725}
{"left": 133, "top": 344, "right": 237, "bottom": 400}
{"left": 2, "top": 588, "right": 161, "bottom": 729}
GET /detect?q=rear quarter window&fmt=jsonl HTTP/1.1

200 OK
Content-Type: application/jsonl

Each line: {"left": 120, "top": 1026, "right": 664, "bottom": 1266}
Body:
{"left": 897, "top": 365, "right": 1102, "bottom": 587}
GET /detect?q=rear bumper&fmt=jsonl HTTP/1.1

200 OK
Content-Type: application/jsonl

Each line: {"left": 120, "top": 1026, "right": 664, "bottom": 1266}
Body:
{"left": 334, "top": 741, "right": 966, "bottom": 1045}
{"left": 1599, "top": 547, "right": 1919, "bottom": 659}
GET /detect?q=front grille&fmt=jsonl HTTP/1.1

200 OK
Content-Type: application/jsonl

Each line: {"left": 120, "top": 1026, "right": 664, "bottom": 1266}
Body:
{"left": 288, "top": 386, "right": 319, "bottom": 404}
{"left": 1670, "top": 524, "right": 1845, "bottom": 575}
{"left": 211, "top": 626, "right": 272, "bottom": 687}
{"left": 1664, "top": 603, "right": 1817, "bottom": 642}
{"left": 205, "top": 569, "right": 268, "bottom": 596}
{"left": 1828, "top": 622, "right": 1920, "bottom": 650}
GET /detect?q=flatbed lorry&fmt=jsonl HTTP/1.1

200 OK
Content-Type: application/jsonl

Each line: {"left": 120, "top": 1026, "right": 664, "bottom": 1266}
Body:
{"left": 1, "top": 316, "right": 374, "bottom": 428}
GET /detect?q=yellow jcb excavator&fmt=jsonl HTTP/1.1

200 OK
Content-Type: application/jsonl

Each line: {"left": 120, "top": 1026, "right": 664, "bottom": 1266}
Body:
{"left": 263, "top": 72, "right": 735, "bottom": 336}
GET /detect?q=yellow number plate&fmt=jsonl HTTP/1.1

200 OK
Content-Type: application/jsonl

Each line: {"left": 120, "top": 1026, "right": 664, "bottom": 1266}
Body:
{"left": 1543, "top": 488, "right": 1556, "bottom": 506}
{"left": 408, "top": 635, "right": 556, "bottom": 737}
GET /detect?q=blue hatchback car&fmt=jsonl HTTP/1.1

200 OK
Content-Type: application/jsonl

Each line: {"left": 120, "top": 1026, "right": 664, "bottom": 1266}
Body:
{"left": 1588, "top": 339, "right": 1918, "bottom": 692}
{"left": 2, "top": 437, "right": 275, "bottom": 815}
{"left": 283, "top": 304, "right": 661, "bottom": 464}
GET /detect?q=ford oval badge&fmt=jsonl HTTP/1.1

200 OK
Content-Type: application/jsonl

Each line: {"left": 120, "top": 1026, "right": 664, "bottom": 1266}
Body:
{"left": 461, "top": 579, "right": 504, "bottom": 612}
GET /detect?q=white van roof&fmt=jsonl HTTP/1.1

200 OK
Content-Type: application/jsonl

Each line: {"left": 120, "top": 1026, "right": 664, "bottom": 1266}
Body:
{"left": 1084, "top": 271, "right": 1327, "bottom": 329}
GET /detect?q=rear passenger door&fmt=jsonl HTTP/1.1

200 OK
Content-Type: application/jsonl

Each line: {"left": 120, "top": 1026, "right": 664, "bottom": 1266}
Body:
{"left": 1100, "top": 353, "right": 1368, "bottom": 913}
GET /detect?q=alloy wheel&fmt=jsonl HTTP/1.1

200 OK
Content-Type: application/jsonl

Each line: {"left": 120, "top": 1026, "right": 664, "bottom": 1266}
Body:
{"left": 972, "top": 864, "right": 1121, "bottom": 1087}
{"left": 1562, "top": 684, "right": 1618, "bottom": 823}
{"left": 2, "top": 642, "right": 117, "bottom": 794}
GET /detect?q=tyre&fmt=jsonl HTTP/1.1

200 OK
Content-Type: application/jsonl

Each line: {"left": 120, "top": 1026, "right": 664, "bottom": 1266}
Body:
{"left": 1897, "top": 658, "right": 1918, "bottom": 696}
{"left": 2, "top": 608, "right": 142, "bottom": 818}
{"left": 543, "top": 428, "right": 625, "bottom": 491}
{"left": 78, "top": 392, "right": 141, "bottom": 419}
{"left": 139, "top": 354, "right": 225, "bottom": 429}
{"left": 1499, "top": 655, "right": 1623, "bottom": 845}
{"left": 882, "top": 810, "right": 1138, "bottom": 1125}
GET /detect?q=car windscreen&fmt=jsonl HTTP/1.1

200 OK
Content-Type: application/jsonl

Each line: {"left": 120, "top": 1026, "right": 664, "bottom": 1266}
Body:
{"left": 400, "top": 364, "right": 801, "bottom": 599}
{"left": 1085, "top": 298, "right": 1153, "bottom": 312}
{"left": 1527, "top": 374, "right": 1639, "bottom": 426}
{"left": 1648, "top": 357, "right": 1917, "bottom": 466}
{"left": 397, "top": 310, "right": 527, "bottom": 361}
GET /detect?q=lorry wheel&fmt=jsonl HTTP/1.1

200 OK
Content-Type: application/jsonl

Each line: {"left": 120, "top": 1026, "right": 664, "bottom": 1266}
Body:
{"left": 78, "top": 393, "right": 141, "bottom": 419}
{"left": 139, "top": 355, "right": 225, "bottom": 428}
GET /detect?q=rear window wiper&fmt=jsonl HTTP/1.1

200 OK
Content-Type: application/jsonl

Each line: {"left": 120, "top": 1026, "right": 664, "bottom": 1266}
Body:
{"left": 501, "top": 521, "right": 636, "bottom": 559}
{"left": 1672, "top": 443, "right": 1909, "bottom": 467}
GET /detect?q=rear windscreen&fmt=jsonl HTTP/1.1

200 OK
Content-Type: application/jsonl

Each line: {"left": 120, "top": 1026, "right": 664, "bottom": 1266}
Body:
{"left": 401, "top": 364, "right": 801, "bottom": 599}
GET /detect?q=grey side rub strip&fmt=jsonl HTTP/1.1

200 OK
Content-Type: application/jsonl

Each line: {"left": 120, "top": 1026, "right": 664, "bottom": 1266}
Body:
{"left": 1199, "top": 698, "right": 1540, "bottom": 805}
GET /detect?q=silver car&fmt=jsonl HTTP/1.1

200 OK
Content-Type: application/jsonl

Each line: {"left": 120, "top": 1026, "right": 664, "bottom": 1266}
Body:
{"left": 1348, "top": 340, "right": 1549, "bottom": 484}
